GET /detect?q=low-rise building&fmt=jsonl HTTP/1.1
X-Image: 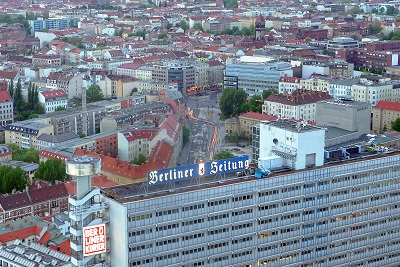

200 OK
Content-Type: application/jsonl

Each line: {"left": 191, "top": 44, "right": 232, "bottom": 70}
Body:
{"left": 263, "top": 89, "right": 331, "bottom": 122}
{"left": 372, "top": 100, "right": 400, "bottom": 133}
{"left": 0, "top": 91, "right": 13, "bottom": 126}
{"left": 0, "top": 160, "right": 38, "bottom": 183}
{"left": 118, "top": 128, "right": 157, "bottom": 162}
{"left": 0, "top": 183, "right": 69, "bottom": 223}
{"left": 46, "top": 72, "right": 83, "bottom": 99}
{"left": 5, "top": 120, "right": 54, "bottom": 149}
{"left": 278, "top": 76, "right": 302, "bottom": 94}
{"left": 36, "top": 131, "right": 79, "bottom": 151}
{"left": 0, "top": 145, "right": 12, "bottom": 161}
{"left": 239, "top": 111, "right": 278, "bottom": 136}
{"left": 39, "top": 89, "right": 68, "bottom": 113}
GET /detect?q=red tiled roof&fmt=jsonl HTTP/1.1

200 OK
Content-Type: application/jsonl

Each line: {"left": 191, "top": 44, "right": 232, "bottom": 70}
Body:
{"left": 0, "top": 71, "right": 17, "bottom": 80}
{"left": 64, "top": 174, "right": 118, "bottom": 195}
{"left": 158, "top": 114, "right": 181, "bottom": 142}
{"left": 0, "top": 225, "right": 43, "bottom": 243}
{"left": 73, "top": 140, "right": 173, "bottom": 181}
{"left": 38, "top": 231, "right": 52, "bottom": 245}
{"left": 117, "top": 62, "right": 142, "bottom": 69}
{"left": 39, "top": 150, "right": 70, "bottom": 162}
{"left": 0, "top": 183, "right": 68, "bottom": 212}
{"left": 239, "top": 111, "right": 278, "bottom": 121}
{"left": 0, "top": 91, "right": 11, "bottom": 102}
{"left": 374, "top": 100, "right": 400, "bottom": 111}
{"left": 122, "top": 129, "right": 157, "bottom": 142}
{"left": 280, "top": 76, "right": 301, "bottom": 83}
{"left": 40, "top": 89, "right": 67, "bottom": 99}
{"left": 266, "top": 89, "right": 331, "bottom": 106}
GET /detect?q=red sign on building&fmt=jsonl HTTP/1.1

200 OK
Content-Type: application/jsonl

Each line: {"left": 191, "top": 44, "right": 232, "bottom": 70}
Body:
{"left": 83, "top": 224, "right": 106, "bottom": 256}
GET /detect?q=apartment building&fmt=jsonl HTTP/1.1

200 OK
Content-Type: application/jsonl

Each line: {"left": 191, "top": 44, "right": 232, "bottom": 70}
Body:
{"left": 39, "top": 89, "right": 68, "bottom": 113}
{"left": 352, "top": 76, "right": 400, "bottom": 107}
{"left": 263, "top": 89, "right": 331, "bottom": 122}
{"left": 5, "top": 120, "right": 54, "bottom": 149}
{"left": 278, "top": 76, "right": 301, "bottom": 94}
{"left": 372, "top": 100, "right": 400, "bottom": 133}
{"left": 118, "top": 128, "right": 157, "bottom": 162}
{"left": 46, "top": 72, "right": 83, "bottom": 99}
{"left": 101, "top": 75, "right": 141, "bottom": 98}
{"left": 0, "top": 91, "right": 13, "bottom": 126}
{"left": 38, "top": 104, "right": 105, "bottom": 136}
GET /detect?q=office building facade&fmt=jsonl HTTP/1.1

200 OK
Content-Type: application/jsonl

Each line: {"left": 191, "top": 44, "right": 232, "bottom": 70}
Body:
{"left": 224, "top": 57, "right": 292, "bottom": 96}
{"left": 103, "top": 150, "right": 400, "bottom": 267}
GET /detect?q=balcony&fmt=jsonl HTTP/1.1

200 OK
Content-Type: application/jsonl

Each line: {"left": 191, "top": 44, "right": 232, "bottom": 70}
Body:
{"left": 69, "top": 202, "right": 109, "bottom": 221}
{"left": 70, "top": 225, "right": 82, "bottom": 237}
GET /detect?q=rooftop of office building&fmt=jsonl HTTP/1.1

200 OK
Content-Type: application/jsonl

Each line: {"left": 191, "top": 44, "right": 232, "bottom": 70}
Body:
{"left": 102, "top": 147, "right": 397, "bottom": 204}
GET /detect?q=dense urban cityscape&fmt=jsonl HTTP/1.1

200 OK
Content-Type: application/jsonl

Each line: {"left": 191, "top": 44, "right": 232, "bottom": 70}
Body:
{"left": 0, "top": 0, "right": 398, "bottom": 266}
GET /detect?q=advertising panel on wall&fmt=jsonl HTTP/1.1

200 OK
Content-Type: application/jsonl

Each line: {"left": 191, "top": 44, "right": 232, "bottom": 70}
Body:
{"left": 148, "top": 156, "right": 250, "bottom": 185}
{"left": 83, "top": 224, "right": 106, "bottom": 257}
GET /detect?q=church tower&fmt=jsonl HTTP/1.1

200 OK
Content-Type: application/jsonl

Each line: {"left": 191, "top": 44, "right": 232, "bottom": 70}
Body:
{"left": 255, "top": 14, "right": 266, "bottom": 41}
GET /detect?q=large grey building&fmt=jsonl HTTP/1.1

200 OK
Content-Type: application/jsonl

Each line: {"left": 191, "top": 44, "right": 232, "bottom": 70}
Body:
{"left": 224, "top": 56, "right": 293, "bottom": 96}
{"left": 316, "top": 99, "right": 371, "bottom": 147}
{"left": 100, "top": 127, "right": 400, "bottom": 267}
{"left": 152, "top": 61, "right": 195, "bottom": 93}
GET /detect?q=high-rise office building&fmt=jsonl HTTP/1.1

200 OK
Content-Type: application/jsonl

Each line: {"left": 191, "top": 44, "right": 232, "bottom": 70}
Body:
{"left": 99, "top": 120, "right": 400, "bottom": 267}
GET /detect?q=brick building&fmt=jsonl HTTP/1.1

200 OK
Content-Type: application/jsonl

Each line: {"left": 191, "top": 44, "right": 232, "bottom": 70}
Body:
{"left": 0, "top": 183, "right": 69, "bottom": 223}
{"left": 336, "top": 41, "right": 400, "bottom": 70}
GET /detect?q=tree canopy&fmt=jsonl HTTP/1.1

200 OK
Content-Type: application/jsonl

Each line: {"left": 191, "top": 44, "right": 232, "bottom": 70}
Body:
{"left": 131, "top": 154, "right": 147, "bottom": 165}
{"left": 8, "top": 144, "right": 39, "bottom": 163}
{"left": 262, "top": 88, "right": 278, "bottom": 100}
{"left": 86, "top": 84, "right": 104, "bottom": 103}
{"left": 223, "top": 0, "right": 238, "bottom": 8}
{"left": 214, "top": 150, "right": 235, "bottom": 160}
{"left": 183, "top": 126, "right": 190, "bottom": 145}
{"left": 0, "top": 166, "right": 28, "bottom": 194}
{"left": 392, "top": 117, "right": 400, "bottom": 132}
{"left": 219, "top": 87, "right": 247, "bottom": 118}
{"left": 34, "top": 158, "right": 66, "bottom": 183}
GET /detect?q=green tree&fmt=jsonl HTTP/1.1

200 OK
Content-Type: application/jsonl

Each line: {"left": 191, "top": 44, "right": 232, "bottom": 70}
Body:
{"left": 86, "top": 85, "right": 104, "bottom": 103}
{"left": 262, "top": 88, "right": 278, "bottom": 100}
{"left": 372, "top": 8, "right": 378, "bottom": 14}
{"left": 219, "top": 88, "right": 247, "bottom": 118}
{"left": 382, "top": 124, "right": 388, "bottom": 133}
{"left": 214, "top": 150, "right": 234, "bottom": 160}
{"left": 0, "top": 166, "right": 28, "bottom": 193}
{"left": 33, "top": 103, "right": 45, "bottom": 114}
{"left": 14, "top": 78, "right": 22, "bottom": 105}
{"left": 193, "top": 23, "right": 203, "bottom": 31}
{"left": 386, "top": 6, "right": 399, "bottom": 16}
{"left": 131, "top": 154, "right": 147, "bottom": 165}
{"left": 368, "top": 24, "right": 382, "bottom": 35}
{"left": 55, "top": 106, "right": 66, "bottom": 111}
{"left": 178, "top": 20, "right": 188, "bottom": 31}
{"left": 69, "top": 19, "right": 77, "bottom": 28}
{"left": 34, "top": 158, "right": 66, "bottom": 183}
{"left": 348, "top": 6, "right": 363, "bottom": 14}
{"left": 392, "top": 117, "right": 400, "bottom": 131}
{"left": 8, "top": 79, "right": 13, "bottom": 99}
{"left": 8, "top": 144, "right": 39, "bottom": 163}
{"left": 223, "top": 0, "right": 238, "bottom": 8}
{"left": 183, "top": 125, "right": 190, "bottom": 145}
{"left": 158, "top": 33, "right": 167, "bottom": 39}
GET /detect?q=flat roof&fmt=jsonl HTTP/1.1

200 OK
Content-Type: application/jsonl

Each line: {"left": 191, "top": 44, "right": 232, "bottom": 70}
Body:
{"left": 102, "top": 150, "right": 397, "bottom": 204}
{"left": 266, "top": 119, "right": 322, "bottom": 133}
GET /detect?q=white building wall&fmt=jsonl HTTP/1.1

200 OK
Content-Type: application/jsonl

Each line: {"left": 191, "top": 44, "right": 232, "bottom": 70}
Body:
{"left": 259, "top": 121, "right": 325, "bottom": 170}
{"left": 108, "top": 198, "right": 128, "bottom": 267}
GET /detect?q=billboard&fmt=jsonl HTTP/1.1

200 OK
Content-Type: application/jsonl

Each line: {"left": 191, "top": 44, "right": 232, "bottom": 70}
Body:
{"left": 83, "top": 224, "right": 106, "bottom": 257}
{"left": 148, "top": 156, "right": 249, "bottom": 185}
